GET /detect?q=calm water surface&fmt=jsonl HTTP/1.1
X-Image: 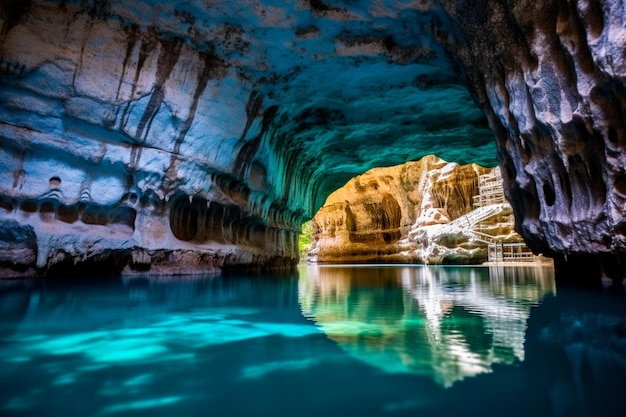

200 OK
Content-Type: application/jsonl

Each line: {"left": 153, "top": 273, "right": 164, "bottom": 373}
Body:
{"left": 1, "top": 265, "right": 625, "bottom": 417}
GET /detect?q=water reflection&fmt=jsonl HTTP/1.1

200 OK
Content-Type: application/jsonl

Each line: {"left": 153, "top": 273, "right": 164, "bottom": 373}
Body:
{"left": 2, "top": 268, "right": 624, "bottom": 416}
{"left": 299, "top": 265, "right": 556, "bottom": 387}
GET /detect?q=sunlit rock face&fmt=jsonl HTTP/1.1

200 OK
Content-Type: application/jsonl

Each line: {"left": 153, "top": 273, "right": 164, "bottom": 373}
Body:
{"left": 0, "top": 1, "right": 624, "bottom": 279}
{"left": 310, "top": 155, "right": 512, "bottom": 264}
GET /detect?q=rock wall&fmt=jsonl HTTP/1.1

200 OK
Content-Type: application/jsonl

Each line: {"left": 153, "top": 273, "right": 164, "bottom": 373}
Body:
{"left": 0, "top": 1, "right": 305, "bottom": 276}
{"left": 0, "top": 1, "right": 497, "bottom": 277}
{"left": 436, "top": 1, "right": 626, "bottom": 287}
{"left": 310, "top": 155, "right": 517, "bottom": 264}
{"left": 0, "top": 1, "right": 624, "bottom": 284}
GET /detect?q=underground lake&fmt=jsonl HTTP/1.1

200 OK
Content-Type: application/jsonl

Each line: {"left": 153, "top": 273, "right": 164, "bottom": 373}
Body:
{"left": 1, "top": 264, "right": 625, "bottom": 417}
{"left": 1, "top": 2, "right": 626, "bottom": 415}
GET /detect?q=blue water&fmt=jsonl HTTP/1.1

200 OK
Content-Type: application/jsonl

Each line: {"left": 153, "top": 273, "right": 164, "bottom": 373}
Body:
{"left": 1, "top": 265, "right": 625, "bottom": 417}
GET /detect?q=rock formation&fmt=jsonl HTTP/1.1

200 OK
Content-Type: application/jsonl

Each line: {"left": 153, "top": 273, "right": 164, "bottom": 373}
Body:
{"left": 437, "top": 1, "right": 626, "bottom": 288}
{"left": 309, "top": 155, "right": 521, "bottom": 264}
{"left": 0, "top": 1, "right": 624, "bottom": 285}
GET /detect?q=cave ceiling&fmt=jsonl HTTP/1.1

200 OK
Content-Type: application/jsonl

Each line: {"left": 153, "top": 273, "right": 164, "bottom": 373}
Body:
{"left": 0, "top": 0, "right": 496, "bottom": 214}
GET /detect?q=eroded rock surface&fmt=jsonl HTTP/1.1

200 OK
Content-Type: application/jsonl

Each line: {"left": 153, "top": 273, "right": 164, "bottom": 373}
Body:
{"left": 309, "top": 155, "right": 520, "bottom": 264}
{"left": 0, "top": 219, "right": 37, "bottom": 277}
{"left": 437, "top": 0, "right": 626, "bottom": 286}
{"left": 0, "top": 0, "right": 496, "bottom": 276}
{"left": 0, "top": 1, "right": 624, "bottom": 282}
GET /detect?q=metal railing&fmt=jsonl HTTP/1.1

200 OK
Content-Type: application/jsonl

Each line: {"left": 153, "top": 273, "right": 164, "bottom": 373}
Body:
{"left": 448, "top": 203, "right": 510, "bottom": 229}
{"left": 487, "top": 242, "right": 535, "bottom": 263}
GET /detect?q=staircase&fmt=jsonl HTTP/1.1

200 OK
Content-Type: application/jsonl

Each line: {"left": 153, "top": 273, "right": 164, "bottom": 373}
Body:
{"left": 448, "top": 203, "right": 511, "bottom": 229}
{"left": 446, "top": 167, "right": 537, "bottom": 263}
{"left": 437, "top": 202, "right": 534, "bottom": 262}
{"left": 465, "top": 230, "right": 499, "bottom": 245}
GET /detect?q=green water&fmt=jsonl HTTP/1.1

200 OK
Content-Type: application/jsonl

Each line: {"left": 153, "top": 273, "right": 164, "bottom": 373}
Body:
{"left": 0, "top": 265, "right": 625, "bottom": 416}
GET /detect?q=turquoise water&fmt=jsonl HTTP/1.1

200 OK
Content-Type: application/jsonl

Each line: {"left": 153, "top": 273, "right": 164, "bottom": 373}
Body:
{"left": 1, "top": 265, "right": 625, "bottom": 417}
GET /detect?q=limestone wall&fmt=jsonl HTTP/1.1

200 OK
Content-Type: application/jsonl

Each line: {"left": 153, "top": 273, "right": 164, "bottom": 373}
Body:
{"left": 310, "top": 156, "right": 519, "bottom": 264}
{"left": 0, "top": 1, "right": 624, "bottom": 283}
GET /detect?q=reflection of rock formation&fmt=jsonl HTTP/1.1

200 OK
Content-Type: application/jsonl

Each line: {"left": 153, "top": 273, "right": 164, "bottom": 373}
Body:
{"left": 299, "top": 264, "right": 555, "bottom": 387}
{"left": 309, "top": 156, "right": 518, "bottom": 264}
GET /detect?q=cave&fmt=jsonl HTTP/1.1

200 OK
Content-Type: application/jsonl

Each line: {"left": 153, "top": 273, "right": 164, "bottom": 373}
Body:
{"left": 2, "top": 2, "right": 626, "bottom": 416}
{"left": 0, "top": 0, "right": 625, "bottom": 289}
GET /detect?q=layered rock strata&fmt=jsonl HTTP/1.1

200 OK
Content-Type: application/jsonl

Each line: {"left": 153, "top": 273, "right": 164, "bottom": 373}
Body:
{"left": 0, "top": 1, "right": 624, "bottom": 284}
{"left": 309, "top": 155, "right": 520, "bottom": 264}
{"left": 0, "top": 0, "right": 496, "bottom": 277}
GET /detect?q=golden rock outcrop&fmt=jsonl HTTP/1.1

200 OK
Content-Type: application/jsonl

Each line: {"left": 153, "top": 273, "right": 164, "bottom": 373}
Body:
{"left": 310, "top": 156, "right": 519, "bottom": 264}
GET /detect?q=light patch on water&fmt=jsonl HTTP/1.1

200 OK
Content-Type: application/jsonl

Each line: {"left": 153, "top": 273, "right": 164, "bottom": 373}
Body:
{"left": 98, "top": 396, "right": 185, "bottom": 415}
{"left": 23, "top": 332, "right": 168, "bottom": 364}
{"left": 124, "top": 373, "right": 154, "bottom": 387}
{"left": 116, "top": 328, "right": 158, "bottom": 338}
{"left": 159, "top": 353, "right": 196, "bottom": 362}
{"left": 25, "top": 331, "right": 110, "bottom": 355}
{"left": 53, "top": 373, "right": 76, "bottom": 385}
{"left": 242, "top": 358, "right": 319, "bottom": 379}
{"left": 0, "top": 302, "right": 324, "bottom": 410}
{"left": 13, "top": 318, "right": 318, "bottom": 369}
{"left": 251, "top": 322, "right": 322, "bottom": 338}
{"left": 92, "top": 343, "right": 169, "bottom": 363}
{"left": 0, "top": 309, "right": 326, "bottom": 410}
{"left": 6, "top": 356, "right": 31, "bottom": 363}
{"left": 181, "top": 322, "right": 268, "bottom": 348}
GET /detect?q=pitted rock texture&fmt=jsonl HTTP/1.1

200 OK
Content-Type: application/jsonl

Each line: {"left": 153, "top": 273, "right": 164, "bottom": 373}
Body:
{"left": 0, "top": 219, "right": 37, "bottom": 277}
{"left": 309, "top": 155, "right": 519, "bottom": 264}
{"left": 0, "top": 1, "right": 624, "bottom": 282}
{"left": 437, "top": 0, "right": 626, "bottom": 285}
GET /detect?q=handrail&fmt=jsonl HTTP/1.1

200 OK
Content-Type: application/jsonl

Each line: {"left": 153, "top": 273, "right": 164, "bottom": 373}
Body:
{"left": 448, "top": 203, "right": 510, "bottom": 228}
{"left": 467, "top": 230, "right": 499, "bottom": 244}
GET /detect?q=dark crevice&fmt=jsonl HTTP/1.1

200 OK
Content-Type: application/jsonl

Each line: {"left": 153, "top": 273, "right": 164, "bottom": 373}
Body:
{"left": 169, "top": 193, "right": 274, "bottom": 249}
{"left": 0, "top": 0, "right": 32, "bottom": 36}
{"left": 614, "top": 174, "right": 626, "bottom": 196}
{"left": 309, "top": 0, "right": 339, "bottom": 12}
{"left": 4, "top": 195, "right": 136, "bottom": 233}
{"left": 543, "top": 182, "right": 556, "bottom": 207}
{"left": 234, "top": 105, "right": 278, "bottom": 179}
{"left": 116, "top": 24, "right": 141, "bottom": 101}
